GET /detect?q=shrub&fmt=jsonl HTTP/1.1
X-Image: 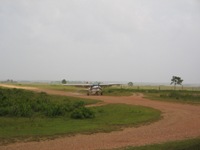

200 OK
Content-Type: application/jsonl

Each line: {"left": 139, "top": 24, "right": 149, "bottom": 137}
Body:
{"left": 0, "top": 107, "right": 9, "bottom": 116}
{"left": 73, "top": 101, "right": 85, "bottom": 108}
{"left": 71, "top": 107, "right": 95, "bottom": 119}
{"left": 70, "top": 109, "right": 84, "bottom": 119}
{"left": 9, "top": 104, "right": 33, "bottom": 117}
{"left": 44, "top": 103, "right": 65, "bottom": 117}
{"left": 0, "top": 88, "right": 95, "bottom": 119}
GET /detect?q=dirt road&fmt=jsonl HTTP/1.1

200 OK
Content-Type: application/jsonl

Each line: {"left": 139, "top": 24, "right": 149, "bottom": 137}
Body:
{"left": 0, "top": 84, "right": 200, "bottom": 150}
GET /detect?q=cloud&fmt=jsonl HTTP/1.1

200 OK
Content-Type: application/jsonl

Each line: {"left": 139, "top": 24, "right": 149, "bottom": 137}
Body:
{"left": 0, "top": 0, "right": 200, "bottom": 83}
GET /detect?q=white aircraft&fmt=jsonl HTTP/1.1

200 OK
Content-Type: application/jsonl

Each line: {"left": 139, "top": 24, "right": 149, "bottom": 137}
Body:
{"left": 63, "top": 82, "right": 121, "bottom": 96}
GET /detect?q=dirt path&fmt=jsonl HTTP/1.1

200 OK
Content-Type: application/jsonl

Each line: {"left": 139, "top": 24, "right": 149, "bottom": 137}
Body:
{"left": 0, "top": 84, "right": 200, "bottom": 150}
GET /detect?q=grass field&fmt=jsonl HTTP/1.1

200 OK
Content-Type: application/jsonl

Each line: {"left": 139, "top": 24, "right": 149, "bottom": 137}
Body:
{"left": 12, "top": 83, "right": 82, "bottom": 92}
{"left": 119, "top": 137, "right": 200, "bottom": 150}
{"left": 0, "top": 104, "right": 161, "bottom": 145}
{"left": 0, "top": 88, "right": 161, "bottom": 145}
{"left": 103, "top": 87, "right": 200, "bottom": 104}
{"left": 1, "top": 83, "right": 199, "bottom": 149}
{"left": 145, "top": 91, "right": 200, "bottom": 104}
{"left": 0, "top": 104, "right": 161, "bottom": 137}
{"left": 3, "top": 83, "right": 200, "bottom": 104}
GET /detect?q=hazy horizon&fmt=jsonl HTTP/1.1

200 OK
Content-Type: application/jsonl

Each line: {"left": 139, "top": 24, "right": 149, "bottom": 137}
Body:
{"left": 1, "top": 78, "right": 199, "bottom": 85}
{"left": 1, "top": 0, "right": 200, "bottom": 83}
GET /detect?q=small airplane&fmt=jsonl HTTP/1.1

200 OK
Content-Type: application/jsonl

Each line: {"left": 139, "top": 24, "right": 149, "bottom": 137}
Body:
{"left": 63, "top": 82, "right": 121, "bottom": 96}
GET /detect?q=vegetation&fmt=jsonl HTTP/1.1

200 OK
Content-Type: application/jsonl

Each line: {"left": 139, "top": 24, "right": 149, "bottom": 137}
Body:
{"left": 146, "top": 90, "right": 200, "bottom": 104}
{"left": 16, "top": 82, "right": 198, "bottom": 104}
{"left": 103, "top": 87, "right": 200, "bottom": 104}
{"left": 0, "top": 104, "right": 160, "bottom": 144}
{"left": 120, "top": 137, "right": 200, "bottom": 150}
{"left": 11, "top": 83, "right": 81, "bottom": 92}
{"left": 61, "top": 79, "right": 67, "bottom": 84}
{"left": 71, "top": 107, "right": 95, "bottom": 119}
{"left": 1, "top": 83, "right": 199, "bottom": 147}
{"left": 0, "top": 88, "right": 161, "bottom": 144}
{"left": 128, "top": 82, "right": 133, "bottom": 87}
{"left": 171, "top": 76, "right": 183, "bottom": 90}
{"left": 0, "top": 88, "right": 97, "bottom": 118}
{"left": 103, "top": 88, "right": 134, "bottom": 96}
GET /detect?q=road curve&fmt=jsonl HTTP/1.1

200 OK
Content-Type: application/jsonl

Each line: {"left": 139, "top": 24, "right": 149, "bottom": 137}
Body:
{"left": 0, "top": 85, "right": 200, "bottom": 150}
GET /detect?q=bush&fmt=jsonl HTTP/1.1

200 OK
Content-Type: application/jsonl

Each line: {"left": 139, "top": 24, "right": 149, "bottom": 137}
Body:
{"left": 0, "top": 88, "right": 95, "bottom": 119}
{"left": 0, "top": 107, "right": 9, "bottom": 116}
{"left": 73, "top": 101, "right": 85, "bottom": 108}
{"left": 9, "top": 104, "right": 33, "bottom": 117}
{"left": 71, "top": 107, "right": 95, "bottom": 119}
{"left": 44, "top": 103, "right": 65, "bottom": 117}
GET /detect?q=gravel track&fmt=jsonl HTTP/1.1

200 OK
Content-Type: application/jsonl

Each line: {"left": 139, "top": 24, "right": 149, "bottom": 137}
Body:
{"left": 0, "top": 84, "right": 200, "bottom": 150}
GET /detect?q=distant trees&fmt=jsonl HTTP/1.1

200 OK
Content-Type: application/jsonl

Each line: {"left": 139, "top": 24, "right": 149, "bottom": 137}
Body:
{"left": 2, "top": 79, "right": 16, "bottom": 83}
{"left": 170, "top": 76, "right": 183, "bottom": 90}
{"left": 61, "top": 79, "right": 67, "bottom": 84}
{"left": 128, "top": 82, "right": 133, "bottom": 87}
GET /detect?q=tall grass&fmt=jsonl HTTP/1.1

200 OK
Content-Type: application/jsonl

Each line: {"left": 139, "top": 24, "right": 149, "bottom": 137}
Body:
{"left": 147, "top": 91, "right": 200, "bottom": 104}
{"left": 103, "top": 87, "right": 200, "bottom": 103}
{"left": 0, "top": 88, "right": 95, "bottom": 118}
{"left": 13, "top": 83, "right": 81, "bottom": 92}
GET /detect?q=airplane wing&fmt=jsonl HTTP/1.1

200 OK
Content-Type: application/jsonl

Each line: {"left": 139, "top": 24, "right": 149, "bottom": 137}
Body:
{"left": 63, "top": 83, "right": 122, "bottom": 88}
{"left": 62, "top": 83, "right": 93, "bottom": 88}
{"left": 99, "top": 83, "right": 122, "bottom": 87}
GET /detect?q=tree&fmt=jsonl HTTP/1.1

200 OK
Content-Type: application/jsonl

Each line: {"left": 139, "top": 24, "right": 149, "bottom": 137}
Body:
{"left": 170, "top": 76, "right": 183, "bottom": 90}
{"left": 61, "top": 79, "right": 67, "bottom": 84}
{"left": 128, "top": 82, "right": 133, "bottom": 87}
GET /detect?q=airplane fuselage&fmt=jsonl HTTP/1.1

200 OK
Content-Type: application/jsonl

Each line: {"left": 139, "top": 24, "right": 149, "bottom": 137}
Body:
{"left": 87, "top": 85, "right": 103, "bottom": 96}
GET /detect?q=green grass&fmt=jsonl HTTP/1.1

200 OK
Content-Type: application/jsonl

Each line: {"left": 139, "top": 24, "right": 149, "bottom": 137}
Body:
{"left": 12, "top": 83, "right": 82, "bottom": 92}
{"left": 103, "top": 88, "right": 134, "bottom": 96}
{"left": 103, "top": 87, "right": 200, "bottom": 104}
{"left": 8, "top": 83, "right": 200, "bottom": 104}
{"left": 145, "top": 91, "right": 200, "bottom": 104}
{"left": 0, "top": 88, "right": 100, "bottom": 118}
{"left": 118, "top": 137, "right": 200, "bottom": 150}
{"left": 8, "top": 83, "right": 200, "bottom": 103}
{"left": 0, "top": 104, "right": 161, "bottom": 144}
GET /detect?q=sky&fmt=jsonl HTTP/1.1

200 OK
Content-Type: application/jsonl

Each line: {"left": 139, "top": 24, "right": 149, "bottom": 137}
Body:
{"left": 0, "top": 0, "right": 200, "bottom": 83}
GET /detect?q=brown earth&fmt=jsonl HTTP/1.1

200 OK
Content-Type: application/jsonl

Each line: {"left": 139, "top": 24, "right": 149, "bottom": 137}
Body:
{"left": 0, "top": 84, "right": 200, "bottom": 150}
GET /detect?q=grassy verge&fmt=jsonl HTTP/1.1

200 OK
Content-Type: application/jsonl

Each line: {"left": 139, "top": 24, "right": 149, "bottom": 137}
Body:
{"left": 0, "top": 87, "right": 161, "bottom": 144}
{"left": 0, "top": 104, "right": 161, "bottom": 136}
{"left": 9, "top": 83, "right": 82, "bottom": 92}
{"left": 103, "top": 88, "right": 134, "bottom": 96}
{"left": 7, "top": 83, "right": 200, "bottom": 104}
{"left": 118, "top": 137, "right": 200, "bottom": 150}
{"left": 0, "top": 104, "right": 161, "bottom": 145}
{"left": 103, "top": 87, "right": 200, "bottom": 104}
{"left": 145, "top": 91, "right": 200, "bottom": 104}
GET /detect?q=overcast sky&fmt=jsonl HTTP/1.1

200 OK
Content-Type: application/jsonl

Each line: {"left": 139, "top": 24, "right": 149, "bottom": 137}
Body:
{"left": 0, "top": 0, "right": 200, "bottom": 83}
